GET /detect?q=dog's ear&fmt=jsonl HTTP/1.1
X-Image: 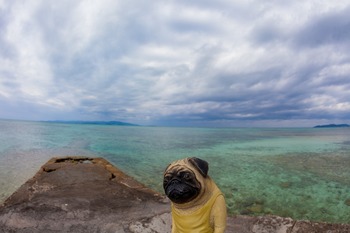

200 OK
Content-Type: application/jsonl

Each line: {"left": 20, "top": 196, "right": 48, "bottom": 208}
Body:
{"left": 188, "top": 157, "right": 209, "bottom": 178}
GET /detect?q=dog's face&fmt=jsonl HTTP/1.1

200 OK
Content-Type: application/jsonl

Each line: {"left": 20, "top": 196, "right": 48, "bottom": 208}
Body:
{"left": 163, "top": 157, "right": 208, "bottom": 204}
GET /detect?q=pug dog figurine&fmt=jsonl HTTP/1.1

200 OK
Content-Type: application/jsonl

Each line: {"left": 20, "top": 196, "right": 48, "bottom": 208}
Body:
{"left": 163, "top": 157, "right": 227, "bottom": 233}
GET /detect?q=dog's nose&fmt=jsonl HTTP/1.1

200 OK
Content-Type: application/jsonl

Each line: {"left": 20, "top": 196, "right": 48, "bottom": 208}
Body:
{"left": 171, "top": 179, "right": 180, "bottom": 184}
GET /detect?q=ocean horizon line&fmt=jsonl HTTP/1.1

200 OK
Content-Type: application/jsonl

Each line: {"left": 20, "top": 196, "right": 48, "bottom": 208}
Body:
{"left": 2, "top": 118, "right": 349, "bottom": 129}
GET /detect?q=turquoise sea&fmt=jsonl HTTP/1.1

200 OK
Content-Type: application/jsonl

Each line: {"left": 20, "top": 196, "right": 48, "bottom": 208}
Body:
{"left": 0, "top": 119, "right": 349, "bottom": 223}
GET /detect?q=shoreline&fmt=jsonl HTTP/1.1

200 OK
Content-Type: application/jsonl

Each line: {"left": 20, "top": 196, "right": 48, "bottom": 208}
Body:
{"left": 0, "top": 156, "right": 349, "bottom": 232}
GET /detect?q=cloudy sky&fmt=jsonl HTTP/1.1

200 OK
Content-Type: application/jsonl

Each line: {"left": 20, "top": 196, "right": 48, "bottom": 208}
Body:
{"left": 1, "top": 0, "right": 350, "bottom": 127}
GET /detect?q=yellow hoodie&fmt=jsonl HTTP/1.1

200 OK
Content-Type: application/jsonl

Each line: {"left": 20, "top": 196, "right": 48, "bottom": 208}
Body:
{"left": 171, "top": 183, "right": 225, "bottom": 233}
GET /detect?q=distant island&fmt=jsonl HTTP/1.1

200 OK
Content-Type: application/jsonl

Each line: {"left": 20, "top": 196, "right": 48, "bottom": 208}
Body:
{"left": 313, "top": 124, "right": 349, "bottom": 128}
{"left": 44, "top": 120, "right": 138, "bottom": 126}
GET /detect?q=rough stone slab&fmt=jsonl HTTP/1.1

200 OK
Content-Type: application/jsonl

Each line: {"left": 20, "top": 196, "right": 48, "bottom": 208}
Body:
{"left": 0, "top": 156, "right": 349, "bottom": 233}
{"left": 290, "top": 220, "right": 350, "bottom": 233}
{"left": 250, "top": 215, "right": 295, "bottom": 233}
{"left": 0, "top": 156, "right": 170, "bottom": 233}
{"left": 115, "top": 212, "right": 350, "bottom": 233}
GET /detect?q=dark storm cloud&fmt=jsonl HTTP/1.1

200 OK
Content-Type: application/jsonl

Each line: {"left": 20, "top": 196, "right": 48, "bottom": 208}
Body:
{"left": 294, "top": 6, "right": 350, "bottom": 48}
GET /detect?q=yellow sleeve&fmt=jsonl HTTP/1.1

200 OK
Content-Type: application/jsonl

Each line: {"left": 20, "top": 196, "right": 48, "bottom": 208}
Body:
{"left": 211, "top": 195, "right": 227, "bottom": 233}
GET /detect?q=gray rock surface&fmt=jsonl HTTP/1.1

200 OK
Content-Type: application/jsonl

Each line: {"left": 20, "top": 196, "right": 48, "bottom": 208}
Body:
{"left": 0, "top": 156, "right": 349, "bottom": 232}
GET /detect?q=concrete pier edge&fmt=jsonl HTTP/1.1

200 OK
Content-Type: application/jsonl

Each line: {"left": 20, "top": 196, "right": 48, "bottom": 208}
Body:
{"left": 0, "top": 156, "right": 349, "bottom": 233}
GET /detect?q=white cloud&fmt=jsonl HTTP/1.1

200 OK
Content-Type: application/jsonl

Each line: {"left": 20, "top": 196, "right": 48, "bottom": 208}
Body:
{"left": 1, "top": 1, "right": 54, "bottom": 102}
{"left": 1, "top": 0, "right": 350, "bottom": 125}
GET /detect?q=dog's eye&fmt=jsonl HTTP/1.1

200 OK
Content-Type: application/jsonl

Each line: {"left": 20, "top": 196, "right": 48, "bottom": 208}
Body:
{"left": 183, "top": 173, "right": 191, "bottom": 180}
{"left": 163, "top": 175, "right": 171, "bottom": 185}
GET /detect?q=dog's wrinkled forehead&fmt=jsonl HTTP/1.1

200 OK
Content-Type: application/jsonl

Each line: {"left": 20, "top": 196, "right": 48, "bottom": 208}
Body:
{"left": 164, "top": 157, "right": 209, "bottom": 178}
{"left": 165, "top": 159, "right": 188, "bottom": 172}
{"left": 164, "top": 164, "right": 191, "bottom": 176}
